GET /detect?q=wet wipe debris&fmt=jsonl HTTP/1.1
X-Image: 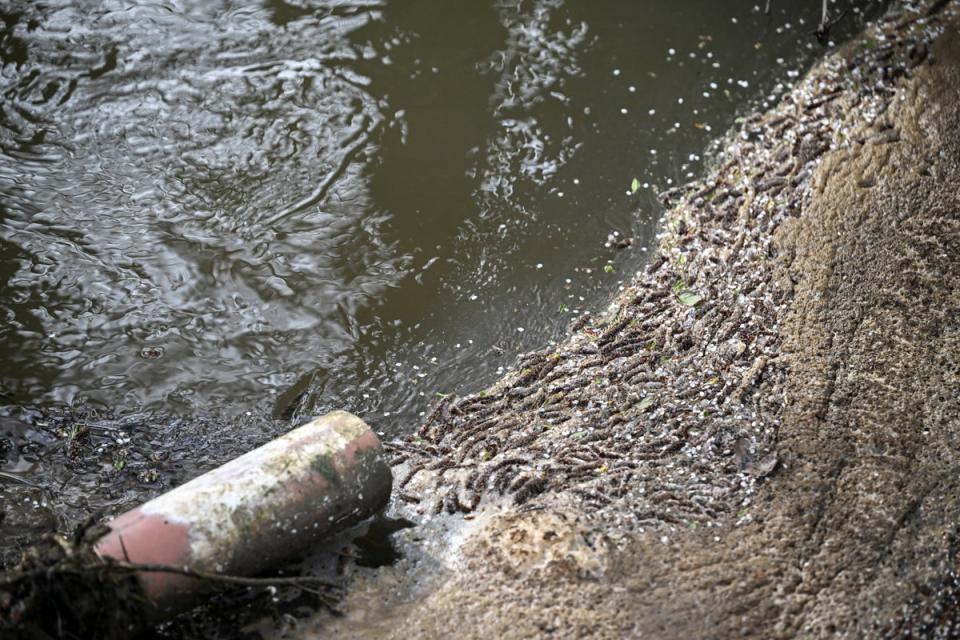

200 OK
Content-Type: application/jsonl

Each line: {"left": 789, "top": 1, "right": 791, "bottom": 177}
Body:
{"left": 388, "top": 0, "right": 955, "bottom": 535}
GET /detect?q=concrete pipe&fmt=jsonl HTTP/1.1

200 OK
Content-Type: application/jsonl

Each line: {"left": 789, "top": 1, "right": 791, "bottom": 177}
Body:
{"left": 95, "top": 410, "right": 392, "bottom": 616}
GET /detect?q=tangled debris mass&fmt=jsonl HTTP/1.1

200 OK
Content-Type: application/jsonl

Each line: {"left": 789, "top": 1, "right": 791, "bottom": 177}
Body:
{"left": 0, "top": 524, "right": 144, "bottom": 640}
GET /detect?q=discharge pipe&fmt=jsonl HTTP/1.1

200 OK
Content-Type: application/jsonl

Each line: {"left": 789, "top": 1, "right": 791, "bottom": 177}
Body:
{"left": 95, "top": 410, "right": 392, "bottom": 616}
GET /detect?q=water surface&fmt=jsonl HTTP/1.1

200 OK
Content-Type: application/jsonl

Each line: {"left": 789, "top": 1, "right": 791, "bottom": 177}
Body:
{"left": 0, "top": 0, "right": 885, "bottom": 435}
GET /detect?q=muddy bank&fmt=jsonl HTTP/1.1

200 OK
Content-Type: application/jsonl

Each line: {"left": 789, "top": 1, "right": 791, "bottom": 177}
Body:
{"left": 292, "top": 2, "right": 960, "bottom": 638}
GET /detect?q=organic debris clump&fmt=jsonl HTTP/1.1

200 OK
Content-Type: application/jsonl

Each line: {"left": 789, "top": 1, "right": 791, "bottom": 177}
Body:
{"left": 0, "top": 528, "right": 146, "bottom": 640}
{"left": 388, "top": 1, "right": 953, "bottom": 533}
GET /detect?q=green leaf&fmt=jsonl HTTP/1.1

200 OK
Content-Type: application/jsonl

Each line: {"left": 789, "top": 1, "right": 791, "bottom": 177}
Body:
{"left": 630, "top": 178, "right": 640, "bottom": 193}
{"left": 638, "top": 395, "right": 657, "bottom": 412}
{"left": 603, "top": 264, "right": 615, "bottom": 273}
{"left": 677, "top": 290, "right": 703, "bottom": 306}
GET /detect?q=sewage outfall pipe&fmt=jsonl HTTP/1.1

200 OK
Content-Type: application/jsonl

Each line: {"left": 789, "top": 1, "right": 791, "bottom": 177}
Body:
{"left": 95, "top": 410, "right": 392, "bottom": 616}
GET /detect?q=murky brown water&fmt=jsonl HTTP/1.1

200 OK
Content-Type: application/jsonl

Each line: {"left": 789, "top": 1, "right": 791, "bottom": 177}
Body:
{"left": 1, "top": 0, "right": 884, "bottom": 437}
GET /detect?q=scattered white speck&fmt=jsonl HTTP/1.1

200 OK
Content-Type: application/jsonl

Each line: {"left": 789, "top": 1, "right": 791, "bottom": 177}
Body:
{"left": 517, "top": 327, "right": 525, "bottom": 332}
{"left": 536, "top": 263, "right": 543, "bottom": 269}
{"left": 648, "top": 108, "right": 656, "bottom": 115}
{"left": 668, "top": 48, "right": 676, "bottom": 56}
{"left": 628, "top": 85, "right": 636, "bottom": 92}
{"left": 612, "top": 68, "right": 621, "bottom": 76}
{"left": 573, "top": 178, "right": 580, "bottom": 184}
{"left": 469, "top": 294, "right": 478, "bottom": 301}
{"left": 677, "top": 97, "right": 684, "bottom": 104}
{"left": 620, "top": 107, "right": 628, "bottom": 114}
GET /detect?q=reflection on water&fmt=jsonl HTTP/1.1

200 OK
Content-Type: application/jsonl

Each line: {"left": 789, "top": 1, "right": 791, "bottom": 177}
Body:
{"left": 0, "top": 0, "right": 883, "bottom": 433}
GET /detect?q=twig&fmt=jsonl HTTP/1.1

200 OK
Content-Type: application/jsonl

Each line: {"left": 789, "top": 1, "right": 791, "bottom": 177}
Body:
{"left": 104, "top": 561, "right": 342, "bottom": 594}
{"left": 1, "top": 559, "right": 341, "bottom": 597}
{"left": 0, "top": 471, "right": 38, "bottom": 487}
{"left": 815, "top": 1, "right": 847, "bottom": 45}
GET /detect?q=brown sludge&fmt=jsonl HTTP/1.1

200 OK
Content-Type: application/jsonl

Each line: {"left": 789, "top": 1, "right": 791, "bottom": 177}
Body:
{"left": 308, "top": 2, "right": 960, "bottom": 638}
